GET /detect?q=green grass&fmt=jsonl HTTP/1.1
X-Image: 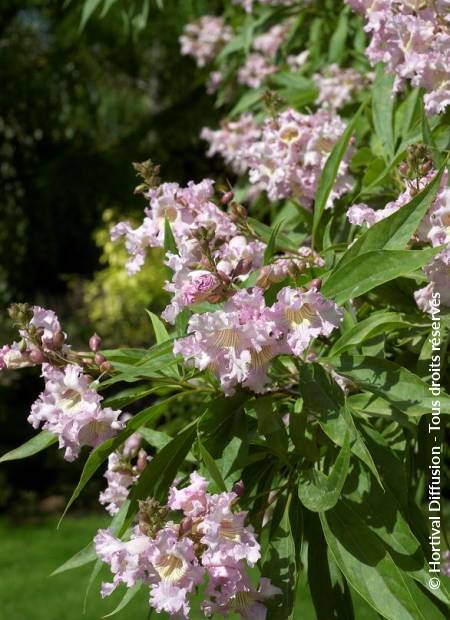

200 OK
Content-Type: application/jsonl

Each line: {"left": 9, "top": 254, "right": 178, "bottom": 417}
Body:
{"left": 0, "top": 514, "right": 379, "bottom": 619}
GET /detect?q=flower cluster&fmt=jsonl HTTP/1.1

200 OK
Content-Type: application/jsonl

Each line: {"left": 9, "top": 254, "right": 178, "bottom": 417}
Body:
{"left": 347, "top": 0, "right": 450, "bottom": 115}
{"left": 201, "top": 114, "right": 261, "bottom": 175}
{"left": 247, "top": 107, "right": 353, "bottom": 204}
{"left": 0, "top": 305, "right": 66, "bottom": 370}
{"left": 313, "top": 64, "right": 372, "bottom": 109}
{"left": 179, "top": 16, "right": 232, "bottom": 68}
{"left": 238, "top": 21, "right": 292, "bottom": 88}
{"left": 28, "top": 363, "right": 123, "bottom": 461}
{"left": 202, "top": 107, "right": 353, "bottom": 205}
{"left": 174, "top": 286, "right": 342, "bottom": 395}
{"left": 95, "top": 474, "right": 279, "bottom": 619}
{"left": 99, "top": 432, "right": 149, "bottom": 515}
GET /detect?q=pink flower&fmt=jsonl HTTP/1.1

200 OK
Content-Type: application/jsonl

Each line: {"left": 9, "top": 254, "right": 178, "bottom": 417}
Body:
{"left": 346, "top": 0, "right": 450, "bottom": 115}
{"left": 201, "top": 114, "right": 261, "bottom": 175}
{"left": 200, "top": 491, "right": 261, "bottom": 567}
{"left": 179, "top": 16, "right": 232, "bottom": 67}
{"left": 273, "top": 286, "right": 343, "bottom": 355}
{"left": 147, "top": 527, "right": 204, "bottom": 619}
{"left": 168, "top": 471, "right": 209, "bottom": 517}
{"left": 174, "top": 288, "right": 288, "bottom": 395}
{"left": 313, "top": 64, "right": 372, "bottom": 109}
{"left": 238, "top": 53, "right": 278, "bottom": 88}
{"left": 95, "top": 528, "right": 153, "bottom": 595}
{"left": 28, "top": 364, "right": 123, "bottom": 461}
{"left": 247, "top": 108, "right": 353, "bottom": 205}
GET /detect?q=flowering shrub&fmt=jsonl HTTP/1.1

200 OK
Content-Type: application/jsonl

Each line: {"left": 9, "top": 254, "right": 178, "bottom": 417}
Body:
{"left": 2, "top": 1, "right": 450, "bottom": 619}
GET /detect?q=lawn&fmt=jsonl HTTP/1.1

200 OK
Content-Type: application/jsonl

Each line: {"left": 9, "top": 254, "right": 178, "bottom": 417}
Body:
{"left": 0, "top": 514, "right": 379, "bottom": 619}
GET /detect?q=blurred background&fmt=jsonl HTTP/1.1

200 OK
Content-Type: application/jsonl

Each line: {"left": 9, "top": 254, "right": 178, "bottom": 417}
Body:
{"left": 0, "top": 1, "right": 226, "bottom": 617}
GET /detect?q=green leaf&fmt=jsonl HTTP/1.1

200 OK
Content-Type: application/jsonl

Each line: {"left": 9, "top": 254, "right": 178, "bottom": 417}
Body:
{"left": 80, "top": 0, "right": 102, "bottom": 30}
{"left": 146, "top": 310, "right": 170, "bottom": 345}
{"left": 103, "top": 384, "right": 161, "bottom": 409}
{"left": 51, "top": 541, "right": 96, "bottom": 576}
{"left": 248, "top": 217, "right": 298, "bottom": 253}
{"left": 326, "top": 355, "right": 450, "bottom": 416}
{"left": 298, "top": 432, "right": 350, "bottom": 512}
{"left": 299, "top": 364, "right": 382, "bottom": 485}
{"left": 263, "top": 220, "right": 284, "bottom": 265}
{"left": 304, "top": 510, "right": 354, "bottom": 619}
{"left": 0, "top": 431, "right": 57, "bottom": 463}
{"left": 230, "top": 89, "right": 263, "bottom": 117}
{"left": 164, "top": 217, "right": 178, "bottom": 254}
{"left": 312, "top": 98, "right": 367, "bottom": 247}
{"left": 58, "top": 395, "right": 181, "bottom": 525}
{"left": 103, "top": 584, "right": 142, "bottom": 617}
{"left": 328, "top": 311, "right": 427, "bottom": 356}
{"left": 338, "top": 165, "right": 446, "bottom": 268}
{"left": 322, "top": 246, "right": 441, "bottom": 305}
{"left": 328, "top": 10, "right": 348, "bottom": 63}
{"left": 262, "top": 493, "right": 297, "bottom": 619}
{"left": 197, "top": 434, "right": 227, "bottom": 492}
{"left": 372, "top": 66, "right": 395, "bottom": 159}
{"left": 321, "top": 501, "right": 447, "bottom": 620}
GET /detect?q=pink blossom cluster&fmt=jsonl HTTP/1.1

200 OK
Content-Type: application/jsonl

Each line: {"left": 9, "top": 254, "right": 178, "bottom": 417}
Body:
{"left": 313, "top": 64, "right": 372, "bottom": 109}
{"left": 174, "top": 286, "right": 343, "bottom": 395}
{"left": 201, "top": 114, "right": 261, "bottom": 175}
{"left": 238, "top": 21, "right": 292, "bottom": 88}
{"left": 111, "top": 179, "right": 270, "bottom": 321}
{"left": 111, "top": 179, "right": 236, "bottom": 275}
{"left": 99, "top": 433, "right": 149, "bottom": 515}
{"left": 346, "top": 0, "right": 450, "bottom": 115}
{"left": 0, "top": 305, "right": 66, "bottom": 370}
{"left": 179, "top": 16, "right": 232, "bottom": 68}
{"left": 202, "top": 108, "right": 353, "bottom": 206}
{"left": 28, "top": 363, "right": 123, "bottom": 461}
{"left": 247, "top": 107, "right": 353, "bottom": 205}
{"left": 95, "top": 473, "right": 279, "bottom": 619}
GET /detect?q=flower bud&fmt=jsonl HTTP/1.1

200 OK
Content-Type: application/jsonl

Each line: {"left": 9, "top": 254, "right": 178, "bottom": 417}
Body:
{"left": 307, "top": 278, "right": 322, "bottom": 291}
{"left": 89, "top": 333, "right": 102, "bottom": 353}
{"left": 94, "top": 352, "right": 106, "bottom": 366}
{"left": 399, "top": 161, "right": 409, "bottom": 176}
{"left": 420, "top": 160, "right": 432, "bottom": 175}
{"left": 99, "top": 360, "right": 113, "bottom": 373}
{"left": 136, "top": 449, "right": 148, "bottom": 472}
{"left": 232, "top": 480, "right": 245, "bottom": 498}
{"left": 229, "top": 202, "right": 247, "bottom": 222}
{"left": 29, "top": 349, "right": 46, "bottom": 364}
{"left": 221, "top": 191, "right": 234, "bottom": 205}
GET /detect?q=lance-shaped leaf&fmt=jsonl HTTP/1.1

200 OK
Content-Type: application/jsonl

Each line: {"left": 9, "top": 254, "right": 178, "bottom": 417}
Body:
{"left": 298, "top": 432, "right": 351, "bottom": 512}
{"left": 329, "top": 311, "right": 427, "bottom": 356}
{"left": 0, "top": 431, "right": 57, "bottom": 463}
{"left": 262, "top": 493, "right": 297, "bottom": 619}
{"left": 337, "top": 165, "right": 446, "bottom": 269}
{"left": 312, "top": 99, "right": 367, "bottom": 247}
{"left": 372, "top": 66, "right": 395, "bottom": 160}
{"left": 103, "top": 584, "right": 142, "bottom": 618}
{"left": 322, "top": 246, "right": 441, "bottom": 305}
{"left": 321, "top": 501, "right": 448, "bottom": 619}
{"left": 325, "top": 354, "right": 450, "bottom": 416}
